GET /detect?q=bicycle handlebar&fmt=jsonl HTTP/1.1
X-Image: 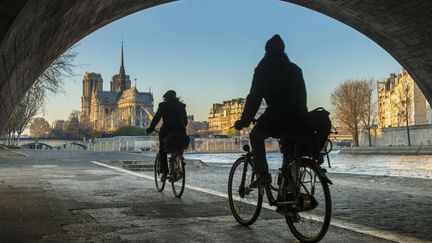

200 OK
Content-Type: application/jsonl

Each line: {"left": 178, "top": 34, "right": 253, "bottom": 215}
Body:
{"left": 231, "top": 119, "right": 258, "bottom": 129}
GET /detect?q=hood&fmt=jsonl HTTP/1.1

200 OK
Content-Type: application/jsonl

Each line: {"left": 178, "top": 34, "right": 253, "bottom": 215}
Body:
{"left": 265, "top": 34, "right": 285, "bottom": 54}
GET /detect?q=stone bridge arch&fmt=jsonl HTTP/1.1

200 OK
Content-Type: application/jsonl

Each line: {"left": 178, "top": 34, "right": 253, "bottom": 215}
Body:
{"left": 0, "top": 0, "right": 431, "bottom": 131}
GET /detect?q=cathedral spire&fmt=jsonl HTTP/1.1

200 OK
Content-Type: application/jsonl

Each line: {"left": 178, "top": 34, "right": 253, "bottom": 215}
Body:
{"left": 119, "top": 40, "right": 125, "bottom": 76}
{"left": 117, "top": 40, "right": 129, "bottom": 92}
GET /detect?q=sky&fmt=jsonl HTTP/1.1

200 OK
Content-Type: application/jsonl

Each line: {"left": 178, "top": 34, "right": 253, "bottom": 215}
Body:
{"left": 42, "top": 0, "right": 401, "bottom": 123}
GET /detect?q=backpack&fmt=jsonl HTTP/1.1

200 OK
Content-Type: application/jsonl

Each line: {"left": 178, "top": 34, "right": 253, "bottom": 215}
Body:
{"left": 278, "top": 107, "right": 332, "bottom": 157}
{"left": 164, "top": 132, "right": 190, "bottom": 152}
{"left": 307, "top": 107, "right": 332, "bottom": 156}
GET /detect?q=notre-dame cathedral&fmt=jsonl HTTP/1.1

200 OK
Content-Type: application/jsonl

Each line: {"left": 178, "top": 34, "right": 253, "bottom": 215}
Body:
{"left": 81, "top": 43, "right": 154, "bottom": 131}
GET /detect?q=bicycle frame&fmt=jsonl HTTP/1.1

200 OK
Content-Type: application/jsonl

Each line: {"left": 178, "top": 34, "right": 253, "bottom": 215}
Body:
{"left": 241, "top": 150, "right": 297, "bottom": 207}
{"left": 269, "top": 158, "right": 300, "bottom": 206}
{"left": 242, "top": 147, "right": 332, "bottom": 209}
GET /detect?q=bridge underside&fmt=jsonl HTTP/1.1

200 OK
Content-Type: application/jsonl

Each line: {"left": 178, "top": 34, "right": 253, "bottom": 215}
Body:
{"left": 0, "top": 0, "right": 431, "bottom": 131}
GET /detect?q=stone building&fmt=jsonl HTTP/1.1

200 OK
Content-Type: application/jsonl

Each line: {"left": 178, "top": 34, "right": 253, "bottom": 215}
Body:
{"left": 51, "top": 120, "right": 65, "bottom": 130}
{"left": 81, "top": 43, "right": 154, "bottom": 131}
{"left": 208, "top": 98, "right": 266, "bottom": 135}
{"left": 377, "top": 69, "right": 430, "bottom": 128}
{"left": 186, "top": 115, "right": 209, "bottom": 135}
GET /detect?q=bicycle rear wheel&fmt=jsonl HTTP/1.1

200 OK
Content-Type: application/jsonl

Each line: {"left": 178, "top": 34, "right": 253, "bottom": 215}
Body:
{"left": 171, "top": 157, "right": 185, "bottom": 198}
{"left": 285, "top": 162, "right": 331, "bottom": 243}
{"left": 228, "top": 157, "right": 263, "bottom": 226}
{"left": 154, "top": 153, "right": 166, "bottom": 192}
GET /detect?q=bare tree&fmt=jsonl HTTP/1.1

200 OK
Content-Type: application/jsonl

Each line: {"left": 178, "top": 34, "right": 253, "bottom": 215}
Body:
{"left": 360, "top": 80, "right": 376, "bottom": 147}
{"left": 394, "top": 78, "right": 413, "bottom": 146}
{"left": 31, "top": 48, "right": 77, "bottom": 112}
{"left": 64, "top": 111, "right": 92, "bottom": 139}
{"left": 331, "top": 80, "right": 371, "bottom": 147}
{"left": 29, "top": 117, "right": 51, "bottom": 138}
{"left": 79, "top": 114, "right": 94, "bottom": 139}
{"left": 64, "top": 111, "right": 81, "bottom": 133}
{"left": 8, "top": 87, "right": 43, "bottom": 144}
{"left": 2, "top": 48, "right": 77, "bottom": 141}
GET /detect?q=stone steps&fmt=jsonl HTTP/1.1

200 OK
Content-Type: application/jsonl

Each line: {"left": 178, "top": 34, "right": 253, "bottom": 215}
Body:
{"left": 121, "top": 160, "right": 153, "bottom": 171}
{"left": 121, "top": 159, "right": 211, "bottom": 172}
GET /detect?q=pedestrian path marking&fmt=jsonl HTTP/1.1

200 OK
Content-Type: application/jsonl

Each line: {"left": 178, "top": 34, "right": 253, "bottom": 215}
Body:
{"left": 90, "top": 160, "right": 426, "bottom": 243}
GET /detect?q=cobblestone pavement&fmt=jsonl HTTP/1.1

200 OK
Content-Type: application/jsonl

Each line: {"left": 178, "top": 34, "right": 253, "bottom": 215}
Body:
{"left": 328, "top": 173, "right": 432, "bottom": 241}
{"left": 0, "top": 150, "right": 429, "bottom": 242}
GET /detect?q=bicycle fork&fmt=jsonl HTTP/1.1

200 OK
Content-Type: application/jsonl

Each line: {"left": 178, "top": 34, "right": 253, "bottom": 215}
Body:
{"left": 239, "top": 157, "right": 254, "bottom": 198}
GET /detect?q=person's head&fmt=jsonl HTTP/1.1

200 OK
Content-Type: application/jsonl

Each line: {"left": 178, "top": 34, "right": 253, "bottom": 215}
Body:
{"left": 265, "top": 34, "right": 285, "bottom": 54}
{"left": 163, "top": 90, "right": 178, "bottom": 101}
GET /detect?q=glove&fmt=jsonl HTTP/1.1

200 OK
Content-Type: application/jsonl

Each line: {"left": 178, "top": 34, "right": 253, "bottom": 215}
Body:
{"left": 234, "top": 120, "right": 248, "bottom": 130}
{"left": 146, "top": 127, "right": 153, "bottom": 135}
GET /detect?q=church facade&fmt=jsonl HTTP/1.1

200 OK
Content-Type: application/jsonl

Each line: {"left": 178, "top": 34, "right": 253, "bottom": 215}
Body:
{"left": 81, "top": 43, "right": 154, "bottom": 131}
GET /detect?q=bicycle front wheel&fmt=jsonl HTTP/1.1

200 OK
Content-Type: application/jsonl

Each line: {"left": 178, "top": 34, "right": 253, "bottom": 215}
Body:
{"left": 286, "top": 162, "right": 331, "bottom": 243}
{"left": 228, "top": 157, "right": 263, "bottom": 226}
{"left": 154, "top": 153, "right": 166, "bottom": 192}
{"left": 171, "top": 158, "right": 186, "bottom": 198}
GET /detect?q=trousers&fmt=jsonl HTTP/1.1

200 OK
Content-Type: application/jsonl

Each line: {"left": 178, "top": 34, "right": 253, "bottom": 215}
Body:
{"left": 249, "top": 126, "right": 271, "bottom": 174}
{"left": 158, "top": 133, "right": 169, "bottom": 173}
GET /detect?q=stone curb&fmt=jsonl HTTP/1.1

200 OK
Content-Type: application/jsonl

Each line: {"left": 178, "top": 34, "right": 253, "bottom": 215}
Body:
{"left": 340, "top": 146, "right": 432, "bottom": 155}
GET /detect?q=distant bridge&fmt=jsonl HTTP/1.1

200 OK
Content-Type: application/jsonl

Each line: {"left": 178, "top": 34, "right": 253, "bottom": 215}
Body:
{"left": 1, "top": 138, "right": 85, "bottom": 149}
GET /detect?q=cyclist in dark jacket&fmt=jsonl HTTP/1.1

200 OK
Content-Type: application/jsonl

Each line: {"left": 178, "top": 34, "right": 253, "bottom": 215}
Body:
{"left": 235, "top": 34, "right": 308, "bottom": 187}
{"left": 147, "top": 90, "right": 188, "bottom": 181}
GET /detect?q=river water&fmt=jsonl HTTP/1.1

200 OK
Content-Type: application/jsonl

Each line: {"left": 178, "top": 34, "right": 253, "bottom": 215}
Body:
{"left": 184, "top": 151, "right": 432, "bottom": 179}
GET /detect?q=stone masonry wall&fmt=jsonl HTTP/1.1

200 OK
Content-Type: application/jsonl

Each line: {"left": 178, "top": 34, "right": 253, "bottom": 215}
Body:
{"left": 361, "top": 124, "right": 432, "bottom": 146}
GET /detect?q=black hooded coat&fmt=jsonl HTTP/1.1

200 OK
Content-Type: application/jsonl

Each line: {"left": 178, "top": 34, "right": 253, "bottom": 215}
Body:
{"left": 149, "top": 100, "right": 188, "bottom": 136}
{"left": 240, "top": 35, "right": 308, "bottom": 136}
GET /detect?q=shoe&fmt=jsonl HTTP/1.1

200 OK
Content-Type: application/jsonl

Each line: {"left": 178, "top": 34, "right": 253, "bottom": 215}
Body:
{"left": 249, "top": 173, "right": 272, "bottom": 188}
{"left": 160, "top": 172, "right": 167, "bottom": 182}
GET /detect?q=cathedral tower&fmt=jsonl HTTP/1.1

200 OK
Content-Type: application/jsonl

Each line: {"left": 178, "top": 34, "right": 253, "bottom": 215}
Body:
{"left": 81, "top": 72, "right": 103, "bottom": 118}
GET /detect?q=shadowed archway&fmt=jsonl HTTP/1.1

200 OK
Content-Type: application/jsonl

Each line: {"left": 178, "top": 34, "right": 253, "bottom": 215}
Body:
{"left": 0, "top": 0, "right": 431, "bottom": 130}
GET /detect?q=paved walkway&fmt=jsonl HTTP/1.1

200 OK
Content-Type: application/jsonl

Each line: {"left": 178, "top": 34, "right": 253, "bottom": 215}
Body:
{"left": 0, "top": 150, "right": 429, "bottom": 242}
{"left": 151, "top": 164, "right": 432, "bottom": 241}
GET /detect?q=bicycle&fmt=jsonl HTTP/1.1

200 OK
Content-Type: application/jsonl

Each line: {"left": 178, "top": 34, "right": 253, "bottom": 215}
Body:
{"left": 153, "top": 133, "right": 187, "bottom": 198}
{"left": 228, "top": 132, "right": 333, "bottom": 242}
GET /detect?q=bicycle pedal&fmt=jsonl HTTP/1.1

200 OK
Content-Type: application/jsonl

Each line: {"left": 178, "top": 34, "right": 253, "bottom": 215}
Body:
{"left": 276, "top": 200, "right": 297, "bottom": 206}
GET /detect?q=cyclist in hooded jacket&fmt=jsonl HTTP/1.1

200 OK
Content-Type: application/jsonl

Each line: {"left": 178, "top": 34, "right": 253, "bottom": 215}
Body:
{"left": 147, "top": 90, "right": 188, "bottom": 181}
{"left": 235, "top": 34, "right": 308, "bottom": 187}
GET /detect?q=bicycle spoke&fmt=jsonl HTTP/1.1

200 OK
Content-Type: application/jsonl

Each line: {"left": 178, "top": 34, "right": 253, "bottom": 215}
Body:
{"left": 171, "top": 157, "right": 185, "bottom": 198}
{"left": 228, "top": 157, "right": 262, "bottom": 225}
{"left": 154, "top": 154, "right": 165, "bottom": 192}
{"left": 286, "top": 163, "right": 331, "bottom": 243}
{"left": 298, "top": 170, "right": 312, "bottom": 194}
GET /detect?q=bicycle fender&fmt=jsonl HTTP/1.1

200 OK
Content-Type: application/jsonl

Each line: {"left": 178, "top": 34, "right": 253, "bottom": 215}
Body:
{"left": 302, "top": 158, "right": 333, "bottom": 185}
{"left": 235, "top": 156, "right": 247, "bottom": 163}
{"left": 317, "top": 168, "right": 333, "bottom": 185}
